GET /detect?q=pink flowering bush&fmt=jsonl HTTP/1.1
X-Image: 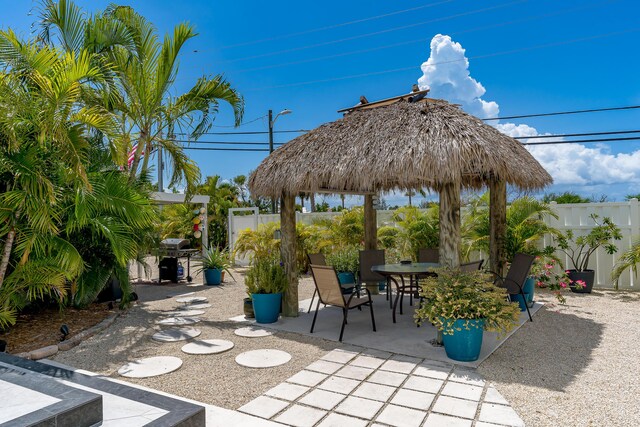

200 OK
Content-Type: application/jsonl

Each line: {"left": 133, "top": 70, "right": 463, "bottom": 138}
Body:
{"left": 530, "top": 255, "right": 585, "bottom": 304}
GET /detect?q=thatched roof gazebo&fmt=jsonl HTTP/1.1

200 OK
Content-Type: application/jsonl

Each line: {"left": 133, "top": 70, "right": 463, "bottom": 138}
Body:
{"left": 249, "top": 91, "right": 552, "bottom": 317}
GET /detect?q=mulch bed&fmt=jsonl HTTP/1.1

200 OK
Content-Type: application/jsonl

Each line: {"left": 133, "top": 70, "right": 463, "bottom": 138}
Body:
{"left": 0, "top": 303, "right": 115, "bottom": 354}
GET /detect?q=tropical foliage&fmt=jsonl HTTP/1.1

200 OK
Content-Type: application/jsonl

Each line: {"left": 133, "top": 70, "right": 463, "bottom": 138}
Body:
{"left": 415, "top": 269, "right": 520, "bottom": 337}
{"left": 611, "top": 239, "right": 640, "bottom": 290}
{"left": 245, "top": 257, "right": 288, "bottom": 296}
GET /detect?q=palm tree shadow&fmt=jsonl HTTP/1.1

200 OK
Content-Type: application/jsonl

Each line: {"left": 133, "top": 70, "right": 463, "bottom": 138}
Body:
{"left": 480, "top": 305, "right": 603, "bottom": 392}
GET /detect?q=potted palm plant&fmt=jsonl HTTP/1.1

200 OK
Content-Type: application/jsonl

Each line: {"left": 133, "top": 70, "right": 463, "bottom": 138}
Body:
{"left": 245, "top": 256, "right": 288, "bottom": 324}
{"left": 415, "top": 269, "right": 520, "bottom": 362}
{"left": 197, "top": 246, "right": 234, "bottom": 286}
{"left": 556, "top": 214, "right": 622, "bottom": 293}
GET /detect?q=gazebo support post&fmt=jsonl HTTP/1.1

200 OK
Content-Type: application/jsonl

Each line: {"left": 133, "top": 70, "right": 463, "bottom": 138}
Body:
{"left": 438, "top": 182, "right": 461, "bottom": 268}
{"left": 364, "top": 194, "right": 379, "bottom": 295}
{"left": 280, "top": 193, "right": 299, "bottom": 317}
{"left": 489, "top": 178, "right": 507, "bottom": 276}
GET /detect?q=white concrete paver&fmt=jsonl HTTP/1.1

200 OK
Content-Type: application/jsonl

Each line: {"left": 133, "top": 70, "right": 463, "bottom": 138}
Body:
{"left": 367, "top": 370, "right": 407, "bottom": 387}
{"left": 449, "top": 367, "right": 486, "bottom": 386}
{"left": 298, "top": 389, "right": 345, "bottom": 410}
{"left": 403, "top": 375, "right": 444, "bottom": 394}
{"left": 317, "top": 376, "right": 361, "bottom": 395}
{"left": 389, "top": 388, "right": 435, "bottom": 410}
{"left": 375, "top": 403, "right": 427, "bottom": 427}
{"left": 305, "top": 360, "right": 344, "bottom": 375}
{"left": 432, "top": 395, "right": 479, "bottom": 420}
{"left": 349, "top": 355, "right": 386, "bottom": 369}
{"left": 321, "top": 349, "right": 358, "bottom": 364}
{"left": 238, "top": 396, "right": 289, "bottom": 419}
{"left": 265, "top": 383, "right": 309, "bottom": 401}
{"left": 484, "top": 386, "right": 511, "bottom": 405}
{"left": 423, "top": 413, "right": 473, "bottom": 427}
{"left": 334, "top": 396, "right": 384, "bottom": 420}
{"left": 441, "top": 381, "right": 484, "bottom": 401}
{"left": 316, "top": 413, "right": 368, "bottom": 427}
{"left": 334, "top": 365, "right": 374, "bottom": 381}
{"left": 286, "top": 370, "right": 328, "bottom": 387}
{"left": 351, "top": 382, "right": 396, "bottom": 402}
{"left": 478, "top": 403, "right": 526, "bottom": 427}
{"left": 274, "top": 404, "right": 327, "bottom": 427}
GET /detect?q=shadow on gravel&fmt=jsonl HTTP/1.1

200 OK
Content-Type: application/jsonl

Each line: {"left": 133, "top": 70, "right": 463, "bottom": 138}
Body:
{"left": 479, "top": 305, "right": 603, "bottom": 392}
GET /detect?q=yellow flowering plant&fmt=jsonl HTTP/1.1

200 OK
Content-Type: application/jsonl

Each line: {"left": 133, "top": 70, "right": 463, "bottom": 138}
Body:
{"left": 415, "top": 269, "right": 521, "bottom": 337}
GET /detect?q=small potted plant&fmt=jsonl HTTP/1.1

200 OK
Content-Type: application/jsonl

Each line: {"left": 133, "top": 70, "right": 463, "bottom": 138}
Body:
{"left": 530, "top": 255, "right": 575, "bottom": 304}
{"left": 556, "top": 214, "right": 622, "bottom": 293}
{"left": 415, "top": 269, "right": 520, "bottom": 362}
{"left": 245, "top": 256, "right": 288, "bottom": 324}
{"left": 326, "top": 246, "right": 360, "bottom": 293}
{"left": 197, "top": 246, "right": 234, "bottom": 286}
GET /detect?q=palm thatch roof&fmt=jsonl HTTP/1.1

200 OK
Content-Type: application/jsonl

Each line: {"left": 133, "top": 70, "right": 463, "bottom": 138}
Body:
{"left": 249, "top": 98, "right": 552, "bottom": 197}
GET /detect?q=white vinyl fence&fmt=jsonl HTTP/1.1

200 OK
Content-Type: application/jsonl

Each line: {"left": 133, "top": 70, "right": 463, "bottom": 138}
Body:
{"left": 229, "top": 200, "right": 640, "bottom": 290}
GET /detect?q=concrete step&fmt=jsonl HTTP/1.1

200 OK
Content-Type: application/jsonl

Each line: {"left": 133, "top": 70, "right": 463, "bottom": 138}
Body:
{"left": 0, "top": 353, "right": 205, "bottom": 427}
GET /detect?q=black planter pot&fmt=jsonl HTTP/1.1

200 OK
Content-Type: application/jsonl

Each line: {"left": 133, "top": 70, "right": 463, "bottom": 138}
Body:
{"left": 243, "top": 297, "right": 255, "bottom": 318}
{"left": 567, "top": 269, "right": 595, "bottom": 293}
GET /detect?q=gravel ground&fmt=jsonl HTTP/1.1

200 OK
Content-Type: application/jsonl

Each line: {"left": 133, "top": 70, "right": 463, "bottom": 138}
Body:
{"left": 480, "top": 288, "right": 640, "bottom": 427}
{"left": 54, "top": 265, "right": 640, "bottom": 425}
{"left": 53, "top": 267, "right": 339, "bottom": 409}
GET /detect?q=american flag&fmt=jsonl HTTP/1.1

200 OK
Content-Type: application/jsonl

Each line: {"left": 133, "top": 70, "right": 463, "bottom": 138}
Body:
{"left": 127, "top": 143, "right": 143, "bottom": 168}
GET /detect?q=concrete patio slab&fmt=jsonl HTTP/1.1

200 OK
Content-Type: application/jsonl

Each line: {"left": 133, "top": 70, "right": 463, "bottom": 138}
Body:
{"left": 264, "top": 295, "right": 542, "bottom": 367}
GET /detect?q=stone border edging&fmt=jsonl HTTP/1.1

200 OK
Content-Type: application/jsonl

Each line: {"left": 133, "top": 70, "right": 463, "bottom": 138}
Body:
{"left": 14, "top": 312, "right": 120, "bottom": 360}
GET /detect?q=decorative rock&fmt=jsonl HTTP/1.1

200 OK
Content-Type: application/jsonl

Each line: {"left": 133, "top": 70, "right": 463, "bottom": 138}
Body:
{"left": 183, "top": 303, "right": 211, "bottom": 310}
{"left": 181, "top": 339, "right": 235, "bottom": 355}
{"left": 118, "top": 356, "right": 183, "bottom": 378}
{"left": 176, "top": 296, "right": 208, "bottom": 304}
{"left": 29, "top": 345, "right": 58, "bottom": 360}
{"left": 234, "top": 326, "right": 274, "bottom": 338}
{"left": 236, "top": 349, "right": 291, "bottom": 368}
{"left": 156, "top": 317, "right": 201, "bottom": 326}
{"left": 166, "top": 291, "right": 195, "bottom": 298}
{"left": 152, "top": 328, "right": 201, "bottom": 342}
{"left": 166, "top": 310, "right": 205, "bottom": 317}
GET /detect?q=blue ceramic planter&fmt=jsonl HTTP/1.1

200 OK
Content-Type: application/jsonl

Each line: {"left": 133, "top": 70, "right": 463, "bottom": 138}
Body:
{"left": 441, "top": 318, "right": 485, "bottom": 362}
{"left": 252, "top": 293, "right": 282, "bottom": 324}
{"left": 204, "top": 268, "right": 222, "bottom": 286}
{"left": 510, "top": 293, "right": 532, "bottom": 311}
{"left": 523, "top": 277, "right": 535, "bottom": 304}
{"left": 337, "top": 272, "right": 356, "bottom": 294}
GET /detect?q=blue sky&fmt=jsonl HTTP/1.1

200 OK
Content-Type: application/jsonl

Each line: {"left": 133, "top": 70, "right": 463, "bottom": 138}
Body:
{"left": 3, "top": 0, "right": 640, "bottom": 204}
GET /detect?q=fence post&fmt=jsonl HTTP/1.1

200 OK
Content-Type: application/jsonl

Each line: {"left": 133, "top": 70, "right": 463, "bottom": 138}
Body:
{"left": 629, "top": 198, "right": 639, "bottom": 288}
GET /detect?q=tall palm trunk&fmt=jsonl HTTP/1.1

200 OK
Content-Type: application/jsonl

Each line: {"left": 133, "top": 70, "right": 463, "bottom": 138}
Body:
{"left": 0, "top": 226, "right": 15, "bottom": 289}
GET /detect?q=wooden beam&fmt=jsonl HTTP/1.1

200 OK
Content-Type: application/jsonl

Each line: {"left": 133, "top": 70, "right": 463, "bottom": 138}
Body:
{"left": 489, "top": 179, "right": 507, "bottom": 276}
{"left": 363, "top": 194, "right": 379, "bottom": 295}
{"left": 337, "top": 89, "right": 430, "bottom": 113}
{"left": 438, "top": 182, "right": 461, "bottom": 268}
{"left": 280, "top": 194, "right": 298, "bottom": 317}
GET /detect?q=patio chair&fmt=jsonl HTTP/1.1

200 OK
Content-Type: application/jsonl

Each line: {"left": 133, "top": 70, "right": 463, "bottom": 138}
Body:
{"left": 491, "top": 253, "right": 535, "bottom": 322}
{"left": 359, "top": 249, "right": 387, "bottom": 306}
{"left": 309, "top": 264, "right": 376, "bottom": 342}
{"left": 418, "top": 248, "right": 439, "bottom": 263}
{"left": 460, "top": 259, "right": 484, "bottom": 272}
{"left": 307, "top": 253, "right": 326, "bottom": 312}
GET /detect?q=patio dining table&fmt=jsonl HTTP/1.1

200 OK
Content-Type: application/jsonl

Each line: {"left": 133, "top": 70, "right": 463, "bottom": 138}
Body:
{"left": 371, "top": 262, "right": 439, "bottom": 323}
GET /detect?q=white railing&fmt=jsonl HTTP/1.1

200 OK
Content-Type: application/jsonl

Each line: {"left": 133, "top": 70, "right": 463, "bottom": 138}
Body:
{"left": 230, "top": 200, "right": 640, "bottom": 289}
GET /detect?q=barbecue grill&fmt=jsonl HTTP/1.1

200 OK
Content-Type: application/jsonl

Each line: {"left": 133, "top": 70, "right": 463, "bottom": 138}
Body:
{"left": 158, "top": 238, "right": 199, "bottom": 283}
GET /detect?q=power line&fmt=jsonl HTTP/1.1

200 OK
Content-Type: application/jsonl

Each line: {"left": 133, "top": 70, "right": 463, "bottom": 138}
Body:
{"left": 182, "top": 147, "right": 271, "bottom": 152}
{"left": 231, "top": 1, "right": 613, "bottom": 74}
{"left": 175, "top": 130, "right": 309, "bottom": 136}
{"left": 485, "top": 105, "right": 640, "bottom": 121}
{"left": 176, "top": 140, "right": 271, "bottom": 146}
{"left": 523, "top": 136, "right": 640, "bottom": 146}
{"left": 215, "top": 0, "right": 454, "bottom": 50}
{"left": 220, "top": 0, "right": 526, "bottom": 64}
{"left": 246, "top": 27, "right": 640, "bottom": 91}
{"left": 513, "top": 129, "right": 640, "bottom": 139}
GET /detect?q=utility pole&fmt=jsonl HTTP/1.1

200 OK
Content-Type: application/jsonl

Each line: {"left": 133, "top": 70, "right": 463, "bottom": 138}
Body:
{"left": 157, "top": 147, "right": 164, "bottom": 192}
{"left": 268, "top": 109, "right": 275, "bottom": 214}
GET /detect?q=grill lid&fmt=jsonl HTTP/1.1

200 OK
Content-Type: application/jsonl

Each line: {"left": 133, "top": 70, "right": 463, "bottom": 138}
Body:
{"left": 160, "top": 238, "right": 191, "bottom": 249}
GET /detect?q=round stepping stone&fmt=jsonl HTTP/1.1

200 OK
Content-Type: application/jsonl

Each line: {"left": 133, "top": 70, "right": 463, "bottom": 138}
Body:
{"left": 184, "top": 303, "right": 211, "bottom": 309}
{"left": 234, "top": 326, "right": 274, "bottom": 338}
{"left": 181, "top": 339, "right": 235, "bottom": 355}
{"left": 118, "top": 356, "right": 183, "bottom": 378}
{"left": 186, "top": 283, "right": 204, "bottom": 287}
{"left": 156, "top": 317, "right": 201, "bottom": 326}
{"left": 235, "top": 349, "right": 291, "bottom": 368}
{"left": 176, "top": 296, "right": 208, "bottom": 304}
{"left": 166, "top": 291, "right": 195, "bottom": 298}
{"left": 152, "top": 327, "right": 201, "bottom": 342}
{"left": 166, "top": 310, "right": 205, "bottom": 317}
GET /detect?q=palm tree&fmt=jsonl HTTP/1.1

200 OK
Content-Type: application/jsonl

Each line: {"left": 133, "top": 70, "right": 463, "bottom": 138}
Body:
{"left": 0, "top": 29, "right": 115, "bottom": 325}
{"left": 611, "top": 240, "right": 640, "bottom": 290}
{"left": 37, "top": 1, "right": 244, "bottom": 194}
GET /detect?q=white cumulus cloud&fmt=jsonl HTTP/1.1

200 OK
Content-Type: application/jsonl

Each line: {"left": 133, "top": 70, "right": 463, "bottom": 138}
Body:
{"left": 417, "top": 34, "right": 640, "bottom": 198}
